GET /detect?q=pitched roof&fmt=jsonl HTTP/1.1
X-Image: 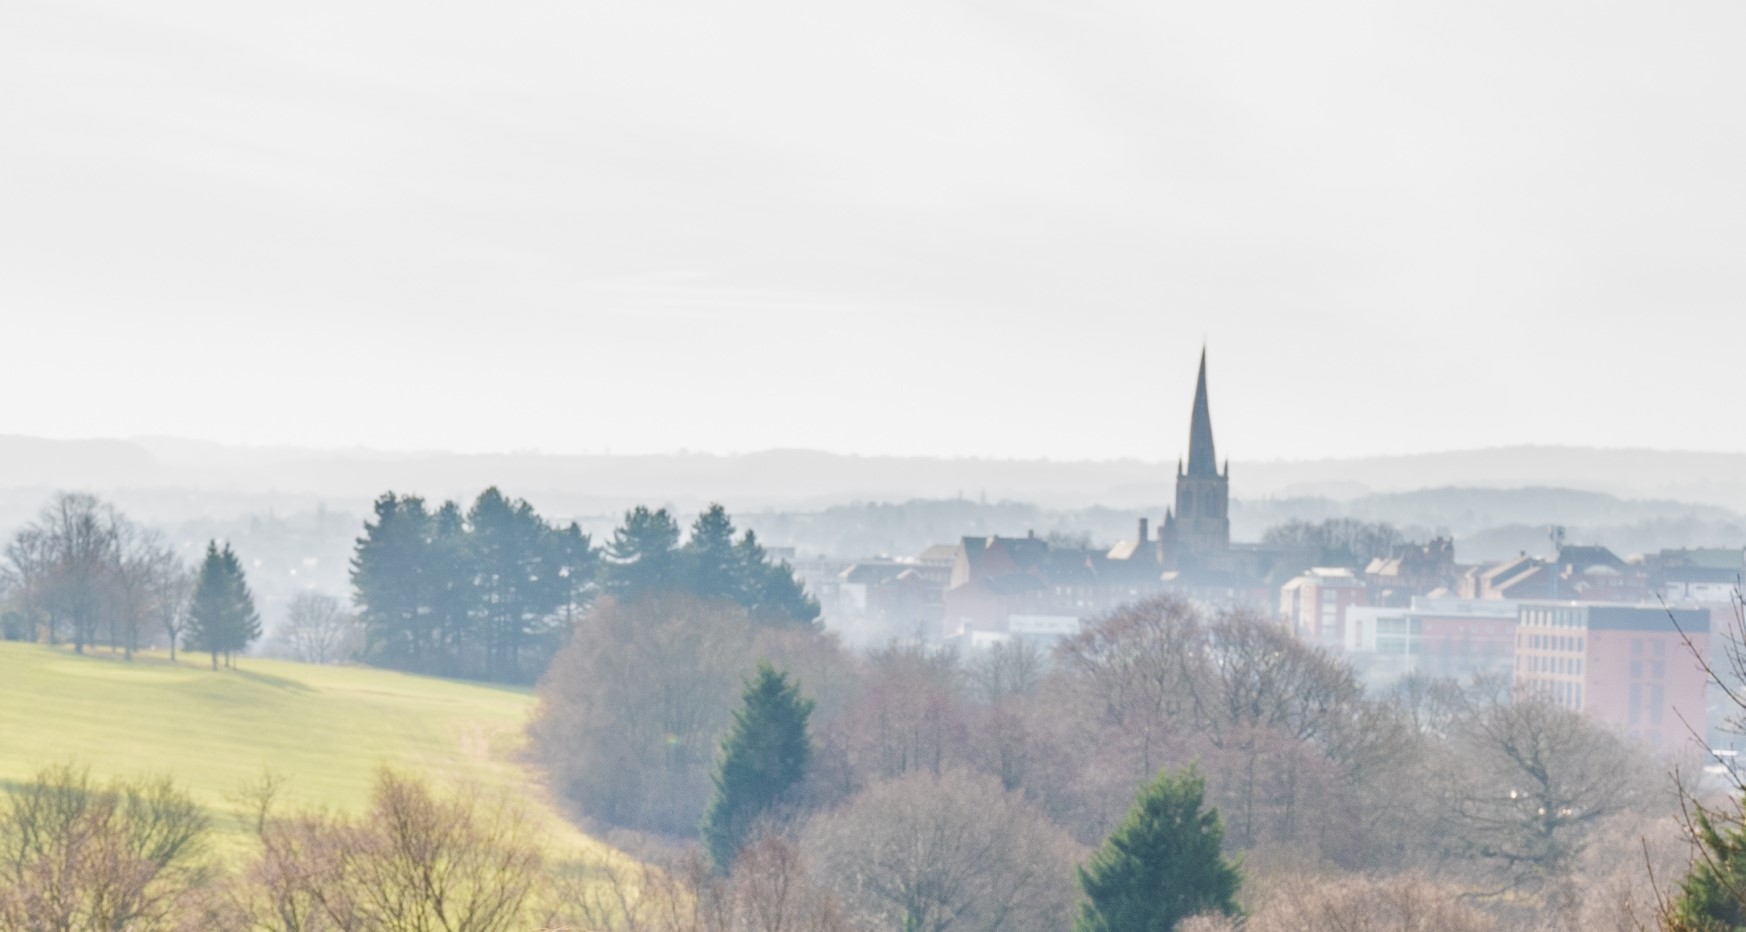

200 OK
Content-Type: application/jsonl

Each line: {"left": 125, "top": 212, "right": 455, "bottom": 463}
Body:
{"left": 916, "top": 543, "right": 960, "bottom": 564}
{"left": 1556, "top": 545, "right": 1628, "bottom": 574}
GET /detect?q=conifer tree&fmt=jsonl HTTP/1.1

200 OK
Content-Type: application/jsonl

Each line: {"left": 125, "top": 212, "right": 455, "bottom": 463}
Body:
{"left": 684, "top": 504, "right": 740, "bottom": 601}
{"left": 185, "top": 541, "right": 262, "bottom": 670}
{"left": 605, "top": 505, "right": 680, "bottom": 602}
{"left": 733, "top": 530, "right": 820, "bottom": 628}
{"left": 1668, "top": 803, "right": 1746, "bottom": 931}
{"left": 425, "top": 500, "right": 476, "bottom": 671}
{"left": 350, "top": 493, "right": 435, "bottom": 666}
{"left": 1075, "top": 765, "right": 1240, "bottom": 932}
{"left": 467, "top": 487, "right": 568, "bottom": 681}
{"left": 701, "top": 663, "right": 814, "bottom": 873}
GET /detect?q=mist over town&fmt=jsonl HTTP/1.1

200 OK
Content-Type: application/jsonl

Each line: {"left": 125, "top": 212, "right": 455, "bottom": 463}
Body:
{"left": 5, "top": 1, "right": 1746, "bottom": 929}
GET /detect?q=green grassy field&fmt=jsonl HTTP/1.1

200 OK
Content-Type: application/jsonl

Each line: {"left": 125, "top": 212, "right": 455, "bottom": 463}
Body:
{"left": 0, "top": 642, "right": 606, "bottom": 858}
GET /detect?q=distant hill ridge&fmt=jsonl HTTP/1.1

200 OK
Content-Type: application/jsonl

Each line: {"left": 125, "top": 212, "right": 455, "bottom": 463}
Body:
{"left": 3, "top": 435, "right": 1746, "bottom": 513}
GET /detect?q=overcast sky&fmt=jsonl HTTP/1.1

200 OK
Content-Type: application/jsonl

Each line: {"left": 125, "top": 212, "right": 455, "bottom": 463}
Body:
{"left": 3, "top": 1, "right": 1742, "bottom": 462}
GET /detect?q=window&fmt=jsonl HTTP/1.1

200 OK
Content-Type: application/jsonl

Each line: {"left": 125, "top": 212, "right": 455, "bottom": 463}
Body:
{"left": 1632, "top": 639, "right": 1644, "bottom": 655}
{"left": 1631, "top": 660, "right": 1642, "bottom": 678}
{"left": 1652, "top": 661, "right": 1665, "bottom": 679}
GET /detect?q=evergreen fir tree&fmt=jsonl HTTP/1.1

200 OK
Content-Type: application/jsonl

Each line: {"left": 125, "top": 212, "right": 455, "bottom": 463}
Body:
{"left": 1075, "top": 765, "right": 1241, "bottom": 932}
{"left": 467, "top": 487, "right": 565, "bottom": 680}
{"left": 350, "top": 493, "right": 435, "bottom": 667}
{"left": 683, "top": 503, "right": 740, "bottom": 601}
{"left": 731, "top": 530, "right": 821, "bottom": 628}
{"left": 185, "top": 541, "right": 262, "bottom": 670}
{"left": 701, "top": 663, "right": 814, "bottom": 873}
{"left": 425, "top": 500, "right": 476, "bottom": 673}
{"left": 1669, "top": 803, "right": 1746, "bottom": 931}
{"left": 551, "top": 520, "right": 599, "bottom": 627}
{"left": 605, "top": 505, "right": 681, "bottom": 602}
{"left": 732, "top": 528, "right": 770, "bottom": 600}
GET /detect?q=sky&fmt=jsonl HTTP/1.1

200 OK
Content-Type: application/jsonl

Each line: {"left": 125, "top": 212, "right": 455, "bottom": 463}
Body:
{"left": 3, "top": 0, "right": 1743, "bottom": 463}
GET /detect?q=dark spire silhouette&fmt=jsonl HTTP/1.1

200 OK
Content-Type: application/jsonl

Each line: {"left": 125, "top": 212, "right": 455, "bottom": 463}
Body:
{"left": 1186, "top": 347, "right": 1218, "bottom": 477}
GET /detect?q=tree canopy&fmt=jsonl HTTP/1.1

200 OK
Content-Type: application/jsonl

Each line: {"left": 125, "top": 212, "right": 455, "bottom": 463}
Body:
{"left": 702, "top": 663, "right": 814, "bottom": 872}
{"left": 185, "top": 541, "right": 262, "bottom": 670}
{"left": 351, "top": 493, "right": 817, "bottom": 682}
{"left": 1076, "top": 765, "right": 1241, "bottom": 932}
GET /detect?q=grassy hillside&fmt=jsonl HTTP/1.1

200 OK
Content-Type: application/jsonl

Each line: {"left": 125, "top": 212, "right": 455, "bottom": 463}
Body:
{"left": 0, "top": 642, "right": 605, "bottom": 856}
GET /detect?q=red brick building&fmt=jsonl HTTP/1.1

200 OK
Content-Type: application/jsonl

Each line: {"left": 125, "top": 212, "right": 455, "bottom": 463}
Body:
{"left": 1280, "top": 568, "right": 1369, "bottom": 649}
{"left": 1514, "top": 601, "right": 1709, "bottom": 750}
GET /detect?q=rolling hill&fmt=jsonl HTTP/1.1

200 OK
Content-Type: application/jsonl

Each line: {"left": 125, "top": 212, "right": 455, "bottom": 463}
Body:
{"left": 0, "top": 642, "right": 607, "bottom": 856}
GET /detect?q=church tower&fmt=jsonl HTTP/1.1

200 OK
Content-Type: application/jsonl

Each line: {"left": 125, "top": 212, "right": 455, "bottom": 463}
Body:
{"left": 1159, "top": 349, "right": 1230, "bottom": 568}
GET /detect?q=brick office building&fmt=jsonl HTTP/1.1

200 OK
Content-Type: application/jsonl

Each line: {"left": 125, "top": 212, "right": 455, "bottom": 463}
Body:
{"left": 1514, "top": 601, "right": 1709, "bottom": 749}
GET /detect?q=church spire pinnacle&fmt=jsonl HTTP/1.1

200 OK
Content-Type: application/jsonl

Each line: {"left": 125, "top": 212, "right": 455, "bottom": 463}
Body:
{"left": 1186, "top": 347, "right": 1217, "bottom": 477}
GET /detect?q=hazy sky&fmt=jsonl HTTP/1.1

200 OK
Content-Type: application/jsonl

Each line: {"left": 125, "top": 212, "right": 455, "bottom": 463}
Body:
{"left": 3, "top": 1, "right": 1742, "bottom": 462}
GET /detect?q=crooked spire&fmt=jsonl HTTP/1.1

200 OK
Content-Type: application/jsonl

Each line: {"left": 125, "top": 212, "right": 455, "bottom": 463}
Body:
{"left": 1186, "top": 347, "right": 1218, "bottom": 477}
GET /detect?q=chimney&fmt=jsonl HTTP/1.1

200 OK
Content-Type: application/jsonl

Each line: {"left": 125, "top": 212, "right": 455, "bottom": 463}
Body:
{"left": 1138, "top": 517, "right": 1149, "bottom": 545}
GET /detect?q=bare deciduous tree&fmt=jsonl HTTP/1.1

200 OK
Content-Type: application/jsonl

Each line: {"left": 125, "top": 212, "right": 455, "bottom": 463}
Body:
{"left": 110, "top": 522, "right": 180, "bottom": 660}
{"left": 837, "top": 642, "right": 967, "bottom": 783}
{"left": 1055, "top": 595, "right": 1207, "bottom": 777}
{"left": 237, "top": 770, "right": 542, "bottom": 932}
{"left": 534, "top": 595, "right": 837, "bottom": 836}
{"left": 964, "top": 639, "right": 1045, "bottom": 705}
{"left": 1446, "top": 694, "right": 1657, "bottom": 904}
{"left": 151, "top": 561, "right": 195, "bottom": 663}
{"left": 276, "top": 591, "right": 358, "bottom": 664}
{"left": 1194, "top": 609, "right": 1369, "bottom": 749}
{"left": 0, "top": 764, "right": 210, "bottom": 931}
{"left": 802, "top": 769, "right": 1080, "bottom": 932}
{"left": 553, "top": 835, "right": 853, "bottom": 932}
{"left": 1190, "top": 872, "right": 1501, "bottom": 932}
{"left": 3, "top": 493, "right": 119, "bottom": 652}
{"left": 1, "top": 493, "right": 186, "bottom": 660}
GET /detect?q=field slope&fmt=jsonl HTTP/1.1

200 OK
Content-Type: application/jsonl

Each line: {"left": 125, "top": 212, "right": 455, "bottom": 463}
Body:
{"left": 0, "top": 642, "right": 604, "bottom": 855}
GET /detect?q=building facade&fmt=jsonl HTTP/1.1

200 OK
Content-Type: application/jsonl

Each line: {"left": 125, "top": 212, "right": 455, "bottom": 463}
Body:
{"left": 1514, "top": 601, "right": 1709, "bottom": 749}
{"left": 1280, "top": 567, "right": 1369, "bottom": 649}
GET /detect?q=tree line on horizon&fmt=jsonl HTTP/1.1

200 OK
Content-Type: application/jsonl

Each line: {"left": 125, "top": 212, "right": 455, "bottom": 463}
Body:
{"left": 0, "top": 492, "right": 260, "bottom": 669}
{"left": 350, "top": 489, "right": 819, "bottom": 682}
{"left": 2, "top": 489, "right": 821, "bottom": 684}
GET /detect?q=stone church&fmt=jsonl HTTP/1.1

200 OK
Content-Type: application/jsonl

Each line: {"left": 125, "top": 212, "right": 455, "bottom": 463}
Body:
{"left": 1158, "top": 349, "right": 1233, "bottom": 573}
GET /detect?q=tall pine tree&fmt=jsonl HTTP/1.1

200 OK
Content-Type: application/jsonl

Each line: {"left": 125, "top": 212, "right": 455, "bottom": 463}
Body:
{"left": 733, "top": 529, "right": 820, "bottom": 628}
{"left": 350, "top": 493, "right": 435, "bottom": 667}
{"left": 185, "top": 541, "right": 262, "bottom": 670}
{"left": 468, "top": 487, "right": 566, "bottom": 681}
{"left": 425, "top": 500, "right": 476, "bottom": 673}
{"left": 684, "top": 504, "right": 740, "bottom": 601}
{"left": 701, "top": 663, "right": 814, "bottom": 873}
{"left": 1075, "top": 765, "right": 1240, "bottom": 932}
{"left": 605, "top": 505, "right": 680, "bottom": 602}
